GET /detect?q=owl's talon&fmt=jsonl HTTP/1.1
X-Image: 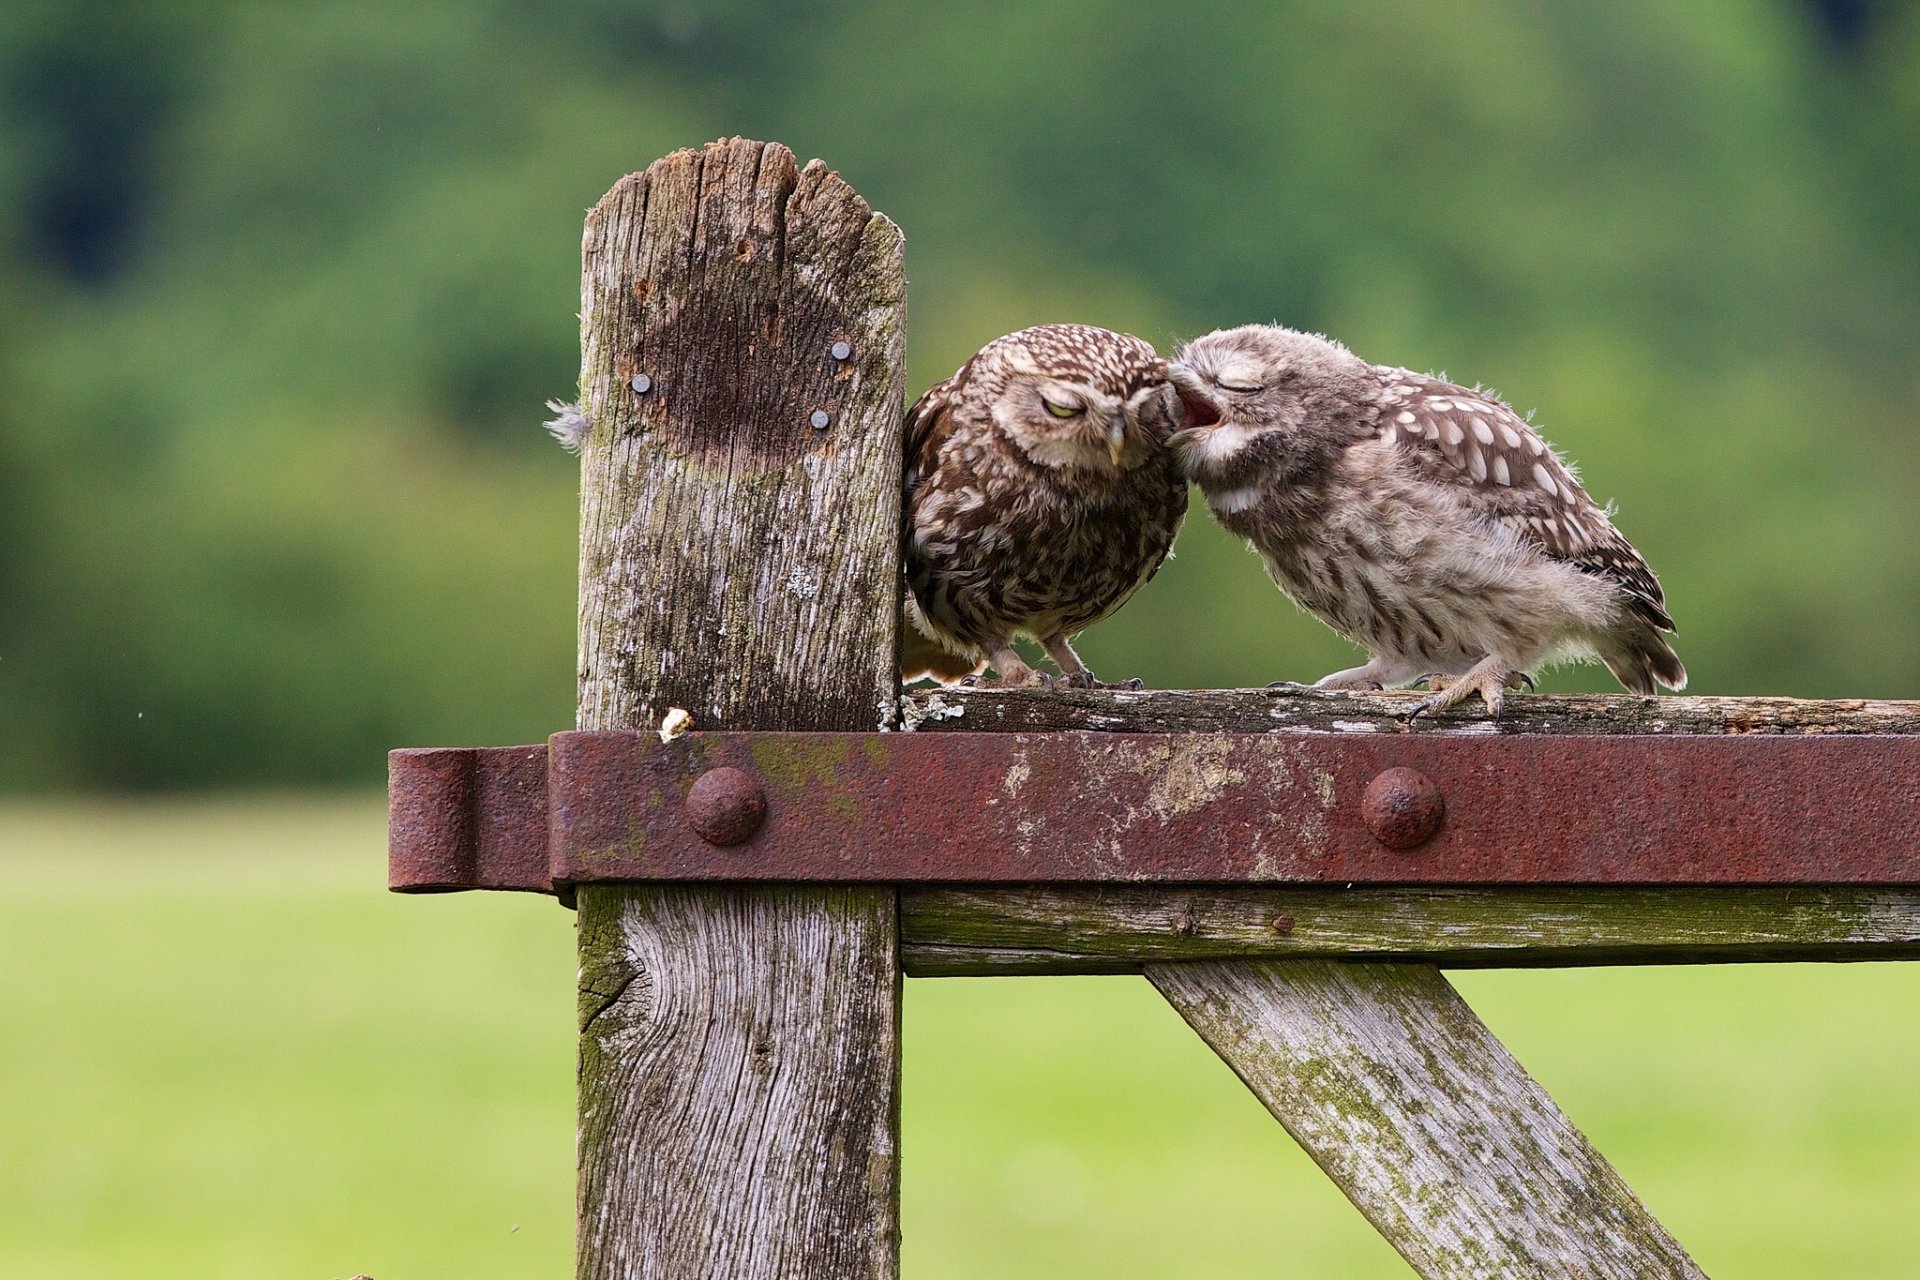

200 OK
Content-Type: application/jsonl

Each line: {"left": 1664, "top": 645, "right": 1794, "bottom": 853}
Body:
{"left": 1315, "top": 677, "right": 1385, "bottom": 693}
{"left": 957, "top": 674, "right": 981, "bottom": 688}
{"left": 1406, "top": 667, "right": 1508, "bottom": 719}
{"left": 981, "top": 672, "right": 1052, "bottom": 689}
{"left": 1058, "top": 670, "right": 1098, "bottom": 690}
{"left": 1509, "top": 671, "right": 1537, "bottom": 692}
{"left": 1100, "top": 676, "right": 1146, "bottom": 691}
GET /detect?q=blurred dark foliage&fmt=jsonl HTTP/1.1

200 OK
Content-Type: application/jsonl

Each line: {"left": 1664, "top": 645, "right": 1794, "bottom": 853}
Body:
{"left": 0, "top": 0, "right": 1916, "bottom": 789}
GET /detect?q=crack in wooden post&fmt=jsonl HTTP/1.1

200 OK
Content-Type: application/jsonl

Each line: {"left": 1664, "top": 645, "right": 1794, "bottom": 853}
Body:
{"left": 573, "top": 138, "right": 905, "bottom": 1280}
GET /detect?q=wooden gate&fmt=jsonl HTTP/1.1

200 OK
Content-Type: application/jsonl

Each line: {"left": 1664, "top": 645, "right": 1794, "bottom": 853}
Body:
{"left": 387, "top": 138, "right": 1920, "bottom": 1279}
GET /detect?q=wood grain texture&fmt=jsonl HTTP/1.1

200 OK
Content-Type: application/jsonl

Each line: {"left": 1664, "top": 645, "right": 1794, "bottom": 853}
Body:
{"left": 578, "top": 886, "right": 898, "bottom": 1279}
{"left": 580, "top": 136, "right": 906, "bottom": 734}
{"left": 902, "top": 885, "right": 1920, "bottom": 975}
{"left": 574, "top": 139, "right": 902, "bottom": 1280}
{"left": 902, "top": 685, "right": 1920, "bottom": 736}
{"left": 1149, "top": 960, "right": 1708, "bottom": 1279}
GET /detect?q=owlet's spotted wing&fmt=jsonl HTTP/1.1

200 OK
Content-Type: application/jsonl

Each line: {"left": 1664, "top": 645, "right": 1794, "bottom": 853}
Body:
{"left": 1377, "top": 376, "right": 1674, "bottom": 633}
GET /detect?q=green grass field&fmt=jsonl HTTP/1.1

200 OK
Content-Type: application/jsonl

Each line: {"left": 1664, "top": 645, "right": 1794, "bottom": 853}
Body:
{"left": 3, "top": 796, "right": 1917, "bottom": 1278}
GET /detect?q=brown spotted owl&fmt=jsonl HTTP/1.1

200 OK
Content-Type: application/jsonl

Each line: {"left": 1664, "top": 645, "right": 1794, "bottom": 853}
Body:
{"left": 1167, "top": 325, "right": 1684, "bottom": 715}
{"left": 903, "top": 324, "right": 1190, "bottom": 687}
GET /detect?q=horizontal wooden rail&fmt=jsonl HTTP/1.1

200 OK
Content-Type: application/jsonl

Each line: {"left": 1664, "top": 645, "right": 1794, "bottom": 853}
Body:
{"left": 901, "top": 685, "right": 1920, "bottom": 735}
{"left": 900, "top": 885, "right": 1920, "bottom": 974}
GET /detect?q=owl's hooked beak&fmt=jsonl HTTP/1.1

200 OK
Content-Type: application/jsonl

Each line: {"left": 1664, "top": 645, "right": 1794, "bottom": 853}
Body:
{"left": 1105, "top": 414, "right": 1128, "bottom": 465}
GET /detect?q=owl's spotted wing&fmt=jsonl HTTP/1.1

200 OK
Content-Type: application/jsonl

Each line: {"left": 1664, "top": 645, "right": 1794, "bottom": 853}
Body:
{"left": 905, "top": 361, "right": 971, "bottom": 494}
{"left": 1378, "top": 375, "right": 1673, "bottom": 631}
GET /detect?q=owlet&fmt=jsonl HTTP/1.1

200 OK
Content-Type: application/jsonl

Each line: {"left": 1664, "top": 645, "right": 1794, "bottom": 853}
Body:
{"left": 1168, "top": 324, "right": 1683, "bottom": 714}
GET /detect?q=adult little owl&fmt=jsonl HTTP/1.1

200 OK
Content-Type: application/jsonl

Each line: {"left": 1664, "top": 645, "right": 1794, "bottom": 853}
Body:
{"left": 902, "top": 324, "right": 1190, "bottom": 687}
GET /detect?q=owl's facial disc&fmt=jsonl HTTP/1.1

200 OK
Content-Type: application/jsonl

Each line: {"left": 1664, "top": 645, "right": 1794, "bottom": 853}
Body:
{"left": 1011, "top": 381, "right": 1138, "bottom": 471}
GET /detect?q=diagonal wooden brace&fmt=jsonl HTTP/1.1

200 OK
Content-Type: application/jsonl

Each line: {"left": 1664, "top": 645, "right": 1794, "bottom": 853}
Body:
{"left": 1152, "top": 959, "right": 1708, "bottom": 1279}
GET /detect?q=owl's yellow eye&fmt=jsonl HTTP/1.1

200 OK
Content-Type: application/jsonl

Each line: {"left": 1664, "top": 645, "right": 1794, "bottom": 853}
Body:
{"left": 1042, "top": 398, "right": 1079, "bottom": 418}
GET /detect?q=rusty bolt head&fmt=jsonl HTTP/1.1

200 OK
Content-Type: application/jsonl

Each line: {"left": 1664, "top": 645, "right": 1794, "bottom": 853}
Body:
{"left": 1362, "top": 767, "right": 1446, "bottom": 850}
{"left": 684, "top": 767, "right": 767, "bottom": 846}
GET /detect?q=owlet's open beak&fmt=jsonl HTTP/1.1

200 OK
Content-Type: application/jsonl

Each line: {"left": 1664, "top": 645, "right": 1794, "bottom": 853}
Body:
{"left": 1164, "top": 362, "right": 1224, "bottom": 445}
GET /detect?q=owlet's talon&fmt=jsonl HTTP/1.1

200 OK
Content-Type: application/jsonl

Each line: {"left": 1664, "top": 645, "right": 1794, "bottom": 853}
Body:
{"left": 1406, "top": 692, "right": 1445, "bottom": 720}
{"left": 1101, "top": 676, "right": 1146, "bottom": 691}
{"left": 1407, "top": 665, "right": 1509, "bottom": 719}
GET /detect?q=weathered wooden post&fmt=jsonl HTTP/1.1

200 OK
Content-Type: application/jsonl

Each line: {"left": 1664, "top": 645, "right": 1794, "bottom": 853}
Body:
{"left": 572, "top": 138, "right": 905, "bottom": 1279}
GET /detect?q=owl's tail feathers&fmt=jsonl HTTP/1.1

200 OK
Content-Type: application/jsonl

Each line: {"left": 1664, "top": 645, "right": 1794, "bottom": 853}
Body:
{"left": 901, "top": 616, "right": 986, "bottom": 685}
{"left": 1601, "top": 626, "right": 1687, "bottom": 695}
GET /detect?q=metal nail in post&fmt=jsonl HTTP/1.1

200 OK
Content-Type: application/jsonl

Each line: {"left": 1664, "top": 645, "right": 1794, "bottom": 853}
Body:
{"left": 810, "top": 410, "right": 831, "bottom": 430}
{"left": 631, "top": 374, "right": 653, "bottom": 395}
{"left": 830, "top": 341, "right": 852, "bottom": 361}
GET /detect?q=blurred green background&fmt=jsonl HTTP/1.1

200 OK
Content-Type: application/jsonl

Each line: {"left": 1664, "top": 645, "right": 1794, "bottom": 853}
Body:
{"left": 2, "top": 1, "right": 1918, "bottom": 1276}
{"left": 3, "top": 0, "right": 1918, "bottom": 788}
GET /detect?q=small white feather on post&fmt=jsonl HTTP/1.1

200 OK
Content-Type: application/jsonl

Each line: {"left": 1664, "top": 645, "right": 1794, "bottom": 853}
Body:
{"left": 542, "top": 398, "right": 588, "bottom": 452}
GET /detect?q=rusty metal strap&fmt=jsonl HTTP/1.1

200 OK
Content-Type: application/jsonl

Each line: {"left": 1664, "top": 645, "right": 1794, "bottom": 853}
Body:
{"left": 388, "top": 730, "right": 1920, "bottom": 894}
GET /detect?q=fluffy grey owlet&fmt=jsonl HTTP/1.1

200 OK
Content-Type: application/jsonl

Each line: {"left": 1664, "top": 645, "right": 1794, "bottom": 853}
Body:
{"left": 901, "top": 324, "right": 1190, "bottom": 688}
{"left": 1166, "top": 325, "right": 1684, "bottom": 715}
